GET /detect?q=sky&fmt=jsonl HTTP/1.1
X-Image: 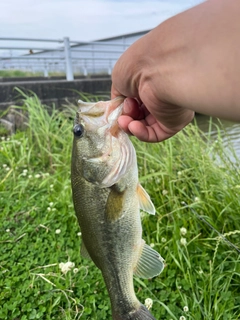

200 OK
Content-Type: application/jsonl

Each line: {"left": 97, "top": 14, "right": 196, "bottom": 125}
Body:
{"left": 0, "top": 0, "right": 204, "bottom": 44}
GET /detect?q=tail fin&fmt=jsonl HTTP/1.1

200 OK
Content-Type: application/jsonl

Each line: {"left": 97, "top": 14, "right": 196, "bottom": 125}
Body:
{"left": 113, "top": 304, "right": 156, "bottom": 320}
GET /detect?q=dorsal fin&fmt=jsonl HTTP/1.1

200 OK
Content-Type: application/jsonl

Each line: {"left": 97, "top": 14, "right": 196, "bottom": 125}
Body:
{"left": 137, "top": 183, "right": 155, "bottom": 215}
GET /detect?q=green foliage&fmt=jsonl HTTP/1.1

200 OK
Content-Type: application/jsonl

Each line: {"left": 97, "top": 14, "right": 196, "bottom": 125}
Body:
{"left": 0, "top": 70, "right": 44, "bottom": 78}
{"left": 0, "top": 94, "right": 239, "bottom": 319}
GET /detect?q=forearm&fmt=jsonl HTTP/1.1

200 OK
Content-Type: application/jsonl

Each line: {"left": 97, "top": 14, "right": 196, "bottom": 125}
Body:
{"left": 153, "top": 0, "right": 240, "bottom": 120}
{"left": 112, "top": 0, "right": 240, "bottom": 121}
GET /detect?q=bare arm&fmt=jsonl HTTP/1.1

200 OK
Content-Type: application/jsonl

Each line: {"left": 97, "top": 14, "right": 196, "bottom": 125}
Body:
{"left": 111, "top": 0, "right": 240, "bottom": 142}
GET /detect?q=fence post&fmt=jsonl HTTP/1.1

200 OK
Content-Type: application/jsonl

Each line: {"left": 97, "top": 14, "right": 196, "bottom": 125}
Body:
{"left": 64, "top": 37, "right": 74, "bottom": 81}
{"left": 44, "top": 63, "right": 49, "bottom": 77}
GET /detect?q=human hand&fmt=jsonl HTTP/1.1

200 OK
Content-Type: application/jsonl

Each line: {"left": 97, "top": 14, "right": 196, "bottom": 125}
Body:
{"left": 111, "top": 0, "right": 240, "bottom": 142}
{"left": 111, "top": 20, "right": 194, "bottom": 142}
{"left": 111, "top": 96, "right": 194, "bottom": 143}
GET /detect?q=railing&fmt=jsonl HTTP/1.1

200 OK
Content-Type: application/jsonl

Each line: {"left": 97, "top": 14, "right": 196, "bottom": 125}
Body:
{"left": 0, "top": 37, "right": 132, "bottom": 81}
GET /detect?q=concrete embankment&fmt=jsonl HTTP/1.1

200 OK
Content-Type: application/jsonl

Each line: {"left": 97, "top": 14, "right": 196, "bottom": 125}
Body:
{"left": 0, "top": 74, "right": 110, "bottom": 83}
{"left": 0, "top": 77, "right": 112, "bottom": 111}
{"left": 0, "top": 76, "right": 111, "bottom": 134}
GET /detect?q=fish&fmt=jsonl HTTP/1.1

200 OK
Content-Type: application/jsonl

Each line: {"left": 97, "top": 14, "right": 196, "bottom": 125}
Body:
{"left": 71, "top": 97, "right": 164, "bottom": 320}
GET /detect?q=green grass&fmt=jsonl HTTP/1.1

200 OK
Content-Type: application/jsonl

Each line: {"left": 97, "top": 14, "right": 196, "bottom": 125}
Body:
{"left": 0, "top": 69, "right": 108, "bottom": 78}
{"left": 0, "top": 70, "right": 68, "bottom": 78}
{"left": 0, "top": 70, "right": 44, "bottom": 78}
{"left": 0, "top": 93, "right": 240, "bottom": 320}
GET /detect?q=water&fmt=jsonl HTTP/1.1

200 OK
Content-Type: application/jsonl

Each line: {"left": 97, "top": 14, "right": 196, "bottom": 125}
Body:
{"left": 194, "top": 115, "right": 240, "bottom": 161}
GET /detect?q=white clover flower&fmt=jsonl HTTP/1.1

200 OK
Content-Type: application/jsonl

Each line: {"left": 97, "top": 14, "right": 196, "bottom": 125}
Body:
{"left": 180, "top": 316, "right": 186, "bottom": 320}
{"left": 47, "top": 207, "right": 51, "bottom": 212}
{"left": 35, "top": 174, "right": 41, "bottom": 178}
{"left": 6, "top": 229, "right": 10, "bottom": 233}
{"left": 5, "top": 167, "right": 10, "bottom": 171}
{"left": 77, "top": 232, "right": 82, "bottom": 236}
{"left": 162, "top": 189, "right": 168, "bottom": 196}
{"left": 59, "top": 261, "right": 75, "bottom": 274}
{"left": 144, "top": 298, "right": 153, "bottom": 310}
{"left": 28, "top": 175, "right": 32, "bottom": 179}
{"left": 161, "top": 237, "right": 167, "bottom": 243}
{"left": 194, "top": 197, "right": 200, "bottom": 202}
{"left": 55, "top": 229, "right": 61, "bottom": 234}
{"left": 150, "top": 243, "right": 155, "bottom": 248}
{"left": 49, "top": 202, "right": 54, "bottom": 207}
{"left": 3, "top": 164, "right": 7, "bottom": 168}
{"left": 180, "top": 237, "right": 187, "bottom": 246}
{"left": 180, "top": 227, "right": 187, "bottom": 236}
{"left": 73, "top": 268, "right": 79, "bottom": 274}
{"left": 177, "top": 171, "right": 182, "bottom": 176}
{"left": 183, "top": 306, "right": 189, "bottom": 312}
{"left": 50, "top": 184, "right": 54, "bottom": 189}
{"left": 23, "top": 169, "right": 28, "bottom": 174}
{"left": 1, "top": 137, "right": 5, "bottom": 141}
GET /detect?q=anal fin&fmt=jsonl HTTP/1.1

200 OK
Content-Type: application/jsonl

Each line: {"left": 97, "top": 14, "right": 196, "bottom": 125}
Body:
{"left": 134, "top": 241, "right": 164, "bottom": 279}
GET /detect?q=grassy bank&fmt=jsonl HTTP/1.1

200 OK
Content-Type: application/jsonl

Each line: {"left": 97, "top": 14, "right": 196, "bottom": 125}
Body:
{"left": 0, "top": 70, "right": 44, "bottom": 78}
{"left": 0, "top": 70, "right": 66, "bottom": 78}
{"left": 0, "top": 94, "right": 239, "bottom": 320}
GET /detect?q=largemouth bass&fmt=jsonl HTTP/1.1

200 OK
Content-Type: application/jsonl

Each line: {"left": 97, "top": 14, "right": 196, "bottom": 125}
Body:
{"left": 71, "top": 97, "right": 164, "bottom": 320}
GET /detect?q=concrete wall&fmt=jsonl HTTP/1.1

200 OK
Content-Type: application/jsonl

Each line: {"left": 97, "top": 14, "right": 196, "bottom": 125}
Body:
{"left": 0, "top": 74, "right": 111, "bottom": 83}
{"left": 0, "top": 77, "right": 112, "bottom": 111}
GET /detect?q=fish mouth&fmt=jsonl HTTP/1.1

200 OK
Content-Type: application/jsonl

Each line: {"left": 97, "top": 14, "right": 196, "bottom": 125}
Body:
{"left": 76, "top": 96, "right": 125, "bottom": 132}
{"left": 78, "top": 96, "right": 125, "bottom": 118}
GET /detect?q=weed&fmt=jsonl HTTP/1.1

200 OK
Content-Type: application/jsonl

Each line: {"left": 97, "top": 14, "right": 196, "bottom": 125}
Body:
{"left": 0, "top": 94, "right": 239, "bottom": 319}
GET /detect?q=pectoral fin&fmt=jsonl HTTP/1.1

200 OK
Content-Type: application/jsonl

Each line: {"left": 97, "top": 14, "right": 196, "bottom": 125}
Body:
{"left": 80, "top": 241, "right": 92, "bottom": 261}
{"left": 105, "top": 188, "right": 126, "bottom": 222}
{"left": 137, "top": 183, "right": 155, "bottom": 215}
{"left": 134, "top": 242, "right": 164, "bottom": 279}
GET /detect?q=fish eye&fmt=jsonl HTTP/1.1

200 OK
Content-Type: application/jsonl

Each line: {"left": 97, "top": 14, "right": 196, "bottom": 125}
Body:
{"left": 73, "top": 124, "right": 84, "bottom": 137}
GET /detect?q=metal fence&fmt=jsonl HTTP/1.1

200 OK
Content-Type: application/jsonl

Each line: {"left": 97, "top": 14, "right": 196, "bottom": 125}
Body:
{"left": 0, "top": 36, "right": 136, "bottom": 81}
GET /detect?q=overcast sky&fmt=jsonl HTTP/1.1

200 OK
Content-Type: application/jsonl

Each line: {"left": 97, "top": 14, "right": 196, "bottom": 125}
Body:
{"left": 1, "top": 0, "right": 203, "bottom": 42}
